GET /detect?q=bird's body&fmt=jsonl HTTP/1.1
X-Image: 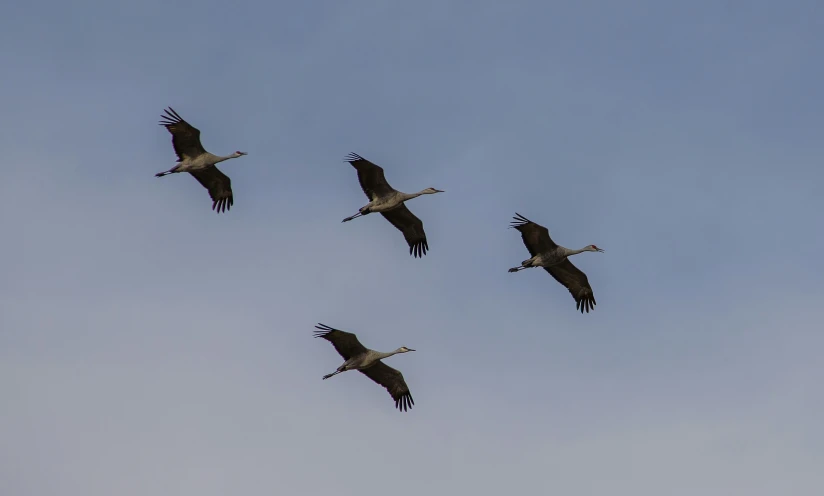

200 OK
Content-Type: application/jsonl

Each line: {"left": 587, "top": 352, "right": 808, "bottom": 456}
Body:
{"left": 341, "top": 153, "right": 444, "bottom": 258}
{"left": 508, "top": 213, "right": 604, "bottom": 313}
{"left": 163, "top": 152, "right": 229, "bottom": 173}
{"left": 313, "top": 323, "right": 415, "bottom": 412}
{"left": 332, "top": 348, "right": 398, "bottom": 373}
{"left": 155, "top": 107, "right": 248, "bottom": 213}
{"left": 358, "top": 190, "right": 422, "bottom": 214}
{"left": 518, "top": 246, "right": 575, "bottom": 269}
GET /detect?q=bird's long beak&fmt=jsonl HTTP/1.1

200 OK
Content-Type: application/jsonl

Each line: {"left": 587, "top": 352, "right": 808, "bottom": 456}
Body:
{"left": 435, "top": 189, "right": 445, "bottom": 193}
{"left": 239, "top": 152, "right": 248, "bottom": 155}
{"left": 597, "top": 248, "right": 605, "bottom": 253}
{"left": 408, "top": 348, "right": 416, "bottom": 352}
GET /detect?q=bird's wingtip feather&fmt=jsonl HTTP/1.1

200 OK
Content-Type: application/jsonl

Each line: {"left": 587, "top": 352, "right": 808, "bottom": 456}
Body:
{"left": 314, "top": 323, "right": 336, "bottom": 334}
{"left": 344, "top": 152, "right": 365, "bottom": 162}
{"left": 159, "top": 107, "right": 185, "bottom": 125}
{"left": 510, "top": 212, "right": 533, "bottom": 228}
{"left": 512, "top": 212, "right": 530, "bottom": 222}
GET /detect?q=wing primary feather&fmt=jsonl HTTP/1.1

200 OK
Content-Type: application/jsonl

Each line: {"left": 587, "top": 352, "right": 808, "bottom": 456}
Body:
{"left": 344, "top": 152, "right": 365, "bottom": 162}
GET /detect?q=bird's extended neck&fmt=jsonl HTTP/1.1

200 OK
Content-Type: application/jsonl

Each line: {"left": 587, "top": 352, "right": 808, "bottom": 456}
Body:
{"left": 562, "top": 246, "right": 589, "bottom": 257}
{"left": 214, "top": 154, "right": 237, "bottom": 164}
{"left": 398, "top": 191, "right": 425, "bottom": 202}
{"left": 374, "top": 349, "right": 402, "bottom": 360}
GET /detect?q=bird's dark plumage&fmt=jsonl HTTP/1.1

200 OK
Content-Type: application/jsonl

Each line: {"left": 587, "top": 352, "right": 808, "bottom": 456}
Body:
{"left": 359, "top": 362, "right": 415, "bottom": 412}
{"left": 313, "top": 323, "right": 415, "bottom": 412}
{"left": 510, "top": 213, "right": 558, "bottom": 254}
{"left": 543, "top": 260, "right": 597, "bottom": 313}
{"left": 345, "top": 152, "right": 394, "bottom": 201}
{"left": 313, "top": 323, "right": 369, "bottom": 359}
{"left": 381, "top": 205, "right": 429, "bottom": 258}
{"left": 510, "top": 213, "right": 598, "bottom": 313}
{"left": 159, "top": 107, "right": 206, "bottom": 161}
{"left": 343, "top": 153, "right": 431, "bottom": 258}
{"left": 156, "top": 107, "right": 238, "bottom": 214}
{"left": 190, "top": 167, "right": 233, "bottom": 213}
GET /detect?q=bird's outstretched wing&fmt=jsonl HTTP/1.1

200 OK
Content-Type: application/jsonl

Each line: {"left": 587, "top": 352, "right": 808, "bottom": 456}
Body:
{"left": 359, "top": 362, "right": 415, "bottom": 412}
{"left": 544, "top": 259, "right": 597, "bottom": 313}
{"left": 313, "top": 323, "right": 369, "bottom": 360}
{"left": 510, "top": 213, "right": 558, "bottom": 256}
{"left": 344, "top": 153, "right": 395, "bottom": 201}
{"left": 188, "top": 167, "right": 233, "bottom": 214}
{"left": 159, "top": 107, "right": 207, "bottom": 161}
{"left": 381, "top": 205, "right": 429, "bottom": 258}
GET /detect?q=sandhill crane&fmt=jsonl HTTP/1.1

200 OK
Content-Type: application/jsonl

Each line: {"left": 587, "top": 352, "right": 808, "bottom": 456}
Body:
{"left": 313, "top": 323, "right": 415, "bottom": 412}
{"left": 155, "top": 107, "right": 248, "bottom": 213}
{"left": 508, "top": 213, "right": 604, "bottom": 313}
{"left": 341, "top": 153, "right": 444, "bottom": 258}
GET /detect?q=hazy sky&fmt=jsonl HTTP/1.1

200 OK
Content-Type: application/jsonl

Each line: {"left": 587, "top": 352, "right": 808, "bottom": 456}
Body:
{"left": 1, "top": 1, "right": 822, "bottom": 495}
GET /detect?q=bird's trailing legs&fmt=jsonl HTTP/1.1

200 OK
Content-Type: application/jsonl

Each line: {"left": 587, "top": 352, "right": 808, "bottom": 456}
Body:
{"left": 508, "top": 265, "right": 528, "bottom": 273}
{"left": 341, "top": 212, "right": 364, "bottom": 223}
{"left": 155, "top": 165, "right": 180, "bottom": 177}
{"left": 322, "top": 370, "right": 343, "bottom": 380}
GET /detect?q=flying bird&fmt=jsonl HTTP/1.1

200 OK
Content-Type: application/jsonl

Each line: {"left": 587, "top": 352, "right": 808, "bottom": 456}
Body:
{"left": 155, "top": 107, "right": 248, "bottom": 213}
{"left": 508, "top": 213, "right": 604, "bottom": 313}
{"left": 341, "top": 153, "right": 444, "bottom": 258}
{"left": 313, "top": 323, "right": 415, "bottom": 412}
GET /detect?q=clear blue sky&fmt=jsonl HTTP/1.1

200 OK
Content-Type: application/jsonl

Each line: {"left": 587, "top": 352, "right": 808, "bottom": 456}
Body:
{"left": 1, "top": 1, "right": 822, "bottom": 494}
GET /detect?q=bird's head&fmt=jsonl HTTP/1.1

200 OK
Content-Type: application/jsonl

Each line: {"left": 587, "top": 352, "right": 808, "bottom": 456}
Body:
{"left": 423, "top": 187, "right": 444, "bottom": 194}
{"left": 588, "top": 244, "right": 604, "bottom": 253}
{"left": 233, "top": 151, "right": 248, "bottom": 157}
{"left": 398, "top": 346, "right": 416, "bottom": 353}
